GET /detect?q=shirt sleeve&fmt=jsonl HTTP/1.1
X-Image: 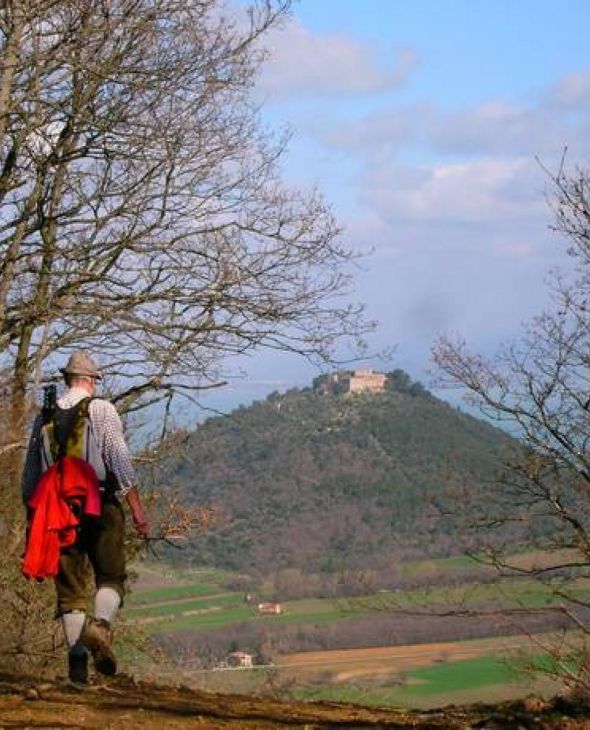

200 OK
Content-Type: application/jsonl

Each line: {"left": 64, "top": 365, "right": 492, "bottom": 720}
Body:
{"left": 98, "top": 401, "right": 137, "bottom": 496}
{"left": 21, "top": 414, "right": 43, "bottom": 503}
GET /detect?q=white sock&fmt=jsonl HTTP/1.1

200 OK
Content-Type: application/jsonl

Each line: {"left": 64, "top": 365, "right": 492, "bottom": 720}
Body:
{"left": 62, "top": 611, "right": 86, "bottom": 648}
{"left": 94, "top": 586, "right": 121, "bottom": 624}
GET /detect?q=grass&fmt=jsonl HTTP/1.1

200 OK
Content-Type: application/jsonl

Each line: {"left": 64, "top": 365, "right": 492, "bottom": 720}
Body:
{"left": 400, "top": 548, "right": 585, "bottom": 583}
{"left": 128, "top": 568, "right": 590, "bottom": 636}
{"left": 128, "top": 559, "right": 590, "bottom": 643}
{"left": 292, "top": 684, "right": 407, "bottom": 707}
{"left": 126, "top": 558, "right": 588, "bottom": 710}
{"left": 127, "top": 582, "right": 225, "bottom": 606}
{"left": 149, "top": 602, "right": 358, "bottom": 633}
{"left": 400, "top": 554, "right": 484, "bottom": 580}
{"left": 149, "top": 605, "right": 256, "bottom": 631}
{"left": 290, "top": 652, "right": 543, "bottom": 707}
{"left": 351, "top": 577, "right": 590, "bottom": 612}
{"left": 402, "top": 654, "right": 518, "bottom": 696}
{"left": 126, "top": 592, "right": 242, "bottom": 618}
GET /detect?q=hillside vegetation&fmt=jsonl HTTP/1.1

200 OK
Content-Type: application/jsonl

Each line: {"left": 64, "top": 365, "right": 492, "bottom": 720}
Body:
{"left": 159, "top": 371, "right": 520, "bottom": 576}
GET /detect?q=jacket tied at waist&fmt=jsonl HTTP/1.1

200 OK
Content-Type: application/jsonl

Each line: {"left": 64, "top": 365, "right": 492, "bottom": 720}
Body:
{"left": 22, "top": 455, "right": 101, "bottom": 580}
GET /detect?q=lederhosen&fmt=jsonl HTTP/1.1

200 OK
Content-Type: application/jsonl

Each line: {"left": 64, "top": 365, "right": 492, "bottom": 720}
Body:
{"left": 42, "top": 399, "right": 127, "bottom": 616}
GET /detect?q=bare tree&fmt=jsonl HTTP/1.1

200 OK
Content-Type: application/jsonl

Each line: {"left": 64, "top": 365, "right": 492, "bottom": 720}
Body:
{"left": 433, "top": 159, "right": 590, "bottom": 693}
{"left": 0, "top": 0, "right": 371, "bottom": 671}
{"left": 0, "top": 0, "right": 369, "bottom": 441}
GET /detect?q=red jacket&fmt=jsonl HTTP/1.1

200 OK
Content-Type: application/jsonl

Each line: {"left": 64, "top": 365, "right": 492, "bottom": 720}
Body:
{"left": 22, "top": 456, "right": 101, "bottom": 580}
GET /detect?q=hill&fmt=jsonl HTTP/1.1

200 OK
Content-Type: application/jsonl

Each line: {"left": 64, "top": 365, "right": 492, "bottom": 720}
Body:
{"left": 158, "top": 371, "right": 519, "bottom": 575}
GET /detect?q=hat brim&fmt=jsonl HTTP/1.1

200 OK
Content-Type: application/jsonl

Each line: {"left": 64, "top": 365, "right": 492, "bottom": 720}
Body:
{"left": 60, "top": 367, "right": 102, "bottom": 381}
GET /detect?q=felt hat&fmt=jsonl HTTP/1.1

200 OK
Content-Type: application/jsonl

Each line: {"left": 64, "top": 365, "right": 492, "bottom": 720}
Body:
{"left": 59, "top": 351, "right": 102, "bottom": 380}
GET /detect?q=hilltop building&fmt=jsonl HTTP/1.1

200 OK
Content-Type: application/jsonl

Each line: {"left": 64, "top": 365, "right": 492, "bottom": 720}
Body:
{"left": 313, "top": 369, "right": 387, "bottom": 395}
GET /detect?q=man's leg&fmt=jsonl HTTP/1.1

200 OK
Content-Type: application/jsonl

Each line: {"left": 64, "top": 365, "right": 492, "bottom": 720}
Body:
{"left": 94, "top": 586, "right": 121, "bottom": 624}
{"left": 56, "top": 545, "right": 91, "bottom": 683}
{"left": 62, "top": 610, "right": 86, "bottom": 645}
{"left": 83, "top": 498, "right": 126, "bottom": 676}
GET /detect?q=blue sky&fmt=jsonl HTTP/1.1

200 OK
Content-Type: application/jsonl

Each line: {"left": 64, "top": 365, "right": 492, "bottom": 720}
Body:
{"left": 198, "top": 0, "right": 590, "bottom": 416}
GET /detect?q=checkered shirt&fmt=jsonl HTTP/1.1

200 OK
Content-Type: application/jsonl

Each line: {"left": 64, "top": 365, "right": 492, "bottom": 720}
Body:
{"left": 22, "top": 387, "right": 137, "bottom": 501}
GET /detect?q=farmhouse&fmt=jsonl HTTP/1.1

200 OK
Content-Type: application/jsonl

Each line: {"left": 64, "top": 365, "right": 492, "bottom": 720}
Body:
{"left": 257, "top": 601, "right": 282, "bottom": 615}
{"left": 227, "top": 651, "right": 253, "bottom": 668}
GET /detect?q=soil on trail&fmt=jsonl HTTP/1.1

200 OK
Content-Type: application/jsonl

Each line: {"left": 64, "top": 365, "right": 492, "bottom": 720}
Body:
{"left": 1, "top": 672, "right": 590, "bottom": 730}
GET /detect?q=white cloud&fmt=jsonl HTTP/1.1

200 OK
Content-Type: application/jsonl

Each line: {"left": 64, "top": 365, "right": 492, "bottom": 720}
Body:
{"left": 322, "top": 104, "right": 428, "bottom": 155}
{"left": 260, "top": 60, "right": 589, "bottom": 378}
{"left": 430, "top": 101, "right": 565, "bottom": 157}
{"left": 259, "top": 19, "right": 417, "bottom": 99}
{"left": 548, "top": 71, "right": 590, "bottom": 109}
{"left": 308, "top": 63, "right": 590, "bottom": 177}
{"left": 321, "top": 87, "right": 590, "bottom": 161}
{"left": 307, "top": 69, "right": 590, "bottom": 235}
{"left": 361, "top": 157, "right": 546, "bottom": 226}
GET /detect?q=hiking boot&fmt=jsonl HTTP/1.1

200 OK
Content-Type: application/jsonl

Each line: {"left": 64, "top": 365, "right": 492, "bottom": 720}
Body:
{"left": 68, "top": 642, "right": 89, "bottom": 684}
{"left": 80, "top": 618, "right": 117, "bottom": 676}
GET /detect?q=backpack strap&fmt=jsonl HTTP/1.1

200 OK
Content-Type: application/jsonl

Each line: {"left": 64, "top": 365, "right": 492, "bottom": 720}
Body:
{"left": 42, "top": 384, "right": 57, "bottom": 426}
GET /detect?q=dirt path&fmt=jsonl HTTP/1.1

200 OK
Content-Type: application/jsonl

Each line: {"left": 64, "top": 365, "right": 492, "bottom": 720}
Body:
{"left": 1, "top": 672, "right": 589, "bottom": 729}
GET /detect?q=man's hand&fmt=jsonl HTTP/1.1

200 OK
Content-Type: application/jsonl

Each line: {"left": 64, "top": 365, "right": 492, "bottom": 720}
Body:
{"left": 132, "top": 514, "right": 150, "bottom": 538}
{"left": 125, "top": 486, "right": 150, "bottom": 538}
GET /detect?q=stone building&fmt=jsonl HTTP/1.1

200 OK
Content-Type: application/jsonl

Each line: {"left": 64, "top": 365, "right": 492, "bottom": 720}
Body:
{"left": 227, "top": 651, "right": 254, "bottom": 668}
{"left": 347, "top": 369, "right": 388, "bottom": 393}
{"left": 314, "top": 369, "right": 387, "bottom": 395}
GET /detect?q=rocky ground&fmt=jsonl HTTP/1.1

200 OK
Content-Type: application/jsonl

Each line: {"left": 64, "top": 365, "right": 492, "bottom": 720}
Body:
{"left": 1, "top": 672, "right": 590, "bottom": 729}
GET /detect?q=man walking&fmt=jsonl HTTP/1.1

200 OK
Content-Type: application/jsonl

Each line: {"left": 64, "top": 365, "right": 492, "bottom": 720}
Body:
{"left": 22, "top": 351, "right": 149, "bottom": 683}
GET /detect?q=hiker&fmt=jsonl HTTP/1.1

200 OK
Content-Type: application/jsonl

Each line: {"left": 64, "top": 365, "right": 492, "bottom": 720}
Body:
{"left": 21, "top": 351, "right": 149, "bottom": 683}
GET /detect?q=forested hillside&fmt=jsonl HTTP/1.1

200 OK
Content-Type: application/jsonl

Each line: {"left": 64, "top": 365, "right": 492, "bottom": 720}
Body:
{"left": 159, "top": 372, "right": 519, "bottom": 574}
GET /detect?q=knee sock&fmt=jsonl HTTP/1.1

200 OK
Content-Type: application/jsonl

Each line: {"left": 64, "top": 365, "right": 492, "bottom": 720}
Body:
{"left": 61, "top": 610, "right": 86, "bottom": 648}
{"left": 94, "top": 586, "right": 121, "bottom": 624}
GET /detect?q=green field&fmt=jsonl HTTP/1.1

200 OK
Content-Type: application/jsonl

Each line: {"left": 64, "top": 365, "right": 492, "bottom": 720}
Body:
{"left": 400, "top": 554, "right": 486, "bottom": 581}
{"left": 127, "top": 561, "right": 590, "bottom": 635}
{"left": 127, "top": 569, "right": 229, "bottom": 605}
{"left": 127, "top": 593, "right": 242, "bottom": 618}
{"left": 347, "top": 576, "right": 590, "bottom": 612}
{"left": 400, "top": 548, "right": 583, "bottom": 584}
{"left": 142, "top": 598, "right": 361, "bottom": 633}
{"left": 404, "top": 654, "right": 518, "bottom": 696}
{"left": 289, "top": 653, "right": 547, "bottom": 707}
{"left": 125, "top": 561, "right": 585, "bottom": 708}
{"left": 134, "top": 645, "right": 552, "bottom": 711}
